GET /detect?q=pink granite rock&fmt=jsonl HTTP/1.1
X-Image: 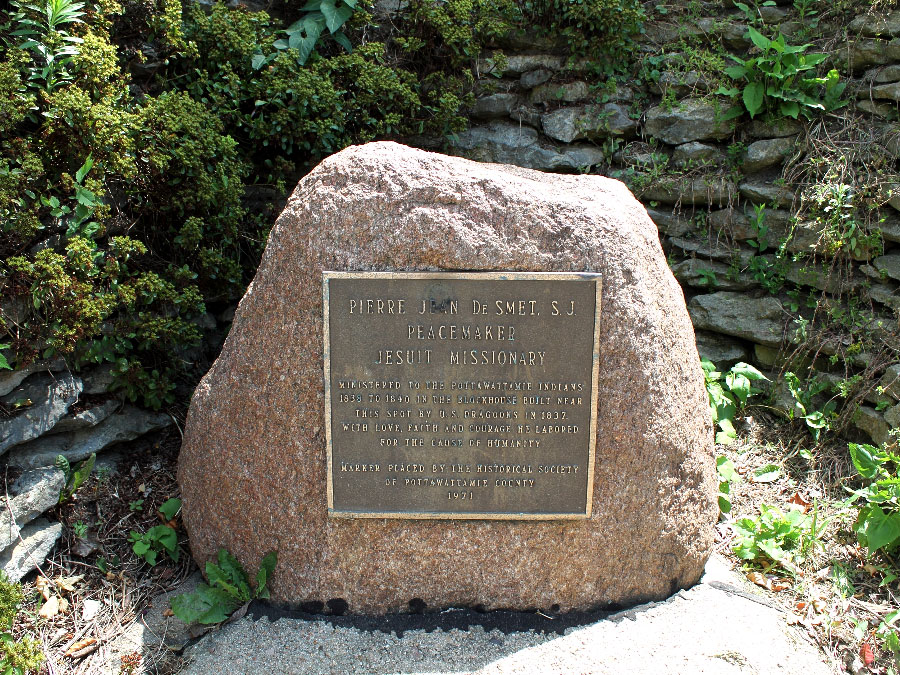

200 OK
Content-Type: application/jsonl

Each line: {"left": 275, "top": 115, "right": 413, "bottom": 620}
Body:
{"left": 178, "top": 141, "right": 716, "bottom": 613}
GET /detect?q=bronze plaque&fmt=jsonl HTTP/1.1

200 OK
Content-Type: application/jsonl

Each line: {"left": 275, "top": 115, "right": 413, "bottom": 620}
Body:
{"left": 323, "top": 271, "right": 602, "bottom": 519}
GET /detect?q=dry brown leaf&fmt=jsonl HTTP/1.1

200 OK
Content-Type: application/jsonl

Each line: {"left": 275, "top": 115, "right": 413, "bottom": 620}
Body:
{"left": 65, "top": 638, "right": 97, "bottom": 659}
{"left": 162, "top": 608, "right": 174, "bottom": 617}
{"left": 39, "top": 595, "right": 60, "bottom": 619}
{"left": 770, "top": 579, "right": 792, "bottom": 592}
{"left": 58, "top": 597, "right": 70, "bottom": 614}
{"left": 747, "top": 571, "right": 771, "bottom": 589}
{"left": 55, "top": 575, "right": 83, "bottom": 594}
{"left": 36, "top": 577, "right": 52, "bottom": 601}
{"left": 788, "top": 493, "right": 811, "bottom": 512}
{"left": 746, "top": 571, "right": 792, "bottom": 592}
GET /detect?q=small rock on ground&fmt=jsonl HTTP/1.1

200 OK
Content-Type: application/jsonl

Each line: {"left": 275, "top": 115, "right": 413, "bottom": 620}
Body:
{"left": 0, "top": 518, "right": 62, "bottom": 582}
{"left": 0, "top": 467, "right": 65, "bottom": 550}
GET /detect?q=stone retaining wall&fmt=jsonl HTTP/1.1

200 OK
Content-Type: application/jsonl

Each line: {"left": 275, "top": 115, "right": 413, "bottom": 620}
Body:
{"left": 0, "top": 362, "right": 173, "bottom": 581}
{"left": 440, "top": 3, "right": 900, "bottom": 445}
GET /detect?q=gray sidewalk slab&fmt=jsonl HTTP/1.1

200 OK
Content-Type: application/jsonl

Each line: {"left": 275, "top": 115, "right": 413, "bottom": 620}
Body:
{"left": 178, "top": 555, "right": 834, "bottom": 675}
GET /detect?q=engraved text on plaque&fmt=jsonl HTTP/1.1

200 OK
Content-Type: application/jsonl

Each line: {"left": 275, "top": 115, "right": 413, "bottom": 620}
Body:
{"left": 323, "top": 272, "right": 602, "bottom": 519}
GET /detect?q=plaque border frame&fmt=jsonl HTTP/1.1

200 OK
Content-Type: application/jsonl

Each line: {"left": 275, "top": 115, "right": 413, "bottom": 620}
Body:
{"left": 323, "top": 270, "right": 603, "bottom": 520}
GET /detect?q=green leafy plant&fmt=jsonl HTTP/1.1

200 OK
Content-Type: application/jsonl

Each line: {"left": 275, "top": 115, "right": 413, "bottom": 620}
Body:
{"left": 0, "top": 346, "right": 11, "bottom": 371}
{"left": 129, "top": 526, "right": 178, "bottom": 566}
{"left": 55, "top": 452, "right": 95, "bottom": 503}
{"left": 697, "top": 268, "right": 718, "bottom": 288}
{"left": 9, "top": 0, "right": 85, "bottom": 92}
{"left": 717, "top": 26, "right": 845, "bottom": 119}
{"left": 703, "top": 360, "right": 769, "bottom": 444}
{"left": 170, "top": 549, "right": 277, "bottom": 625}
{"left": 848, "top": 443, "right": 900, "bottom": 557}
{"left": 129, "top": 498, "right": 182, "bottom": 565}
{"left": 732, "top": 503, "right": 824, "bottom": 572}
{"left": 806, "top": 182, "right": 882, "bottom": 260}
{"left": 0, "top": 572, "right": 44, "bottom": 674}
{"left": 268, "top": 0, "right": 357, "bottom": 67}
{"left": 784, "top": 372, "right": 836, "bottom": 442}
{"left": 746, "top": 204, "right": 770, "bottom": 253}
{"left": 748, "top": 255, "right": 786, "bottom": 294}
{"left": 158, "top": 497, "right": 181, "bottom": 521}
{"left": 717, "top": 455, "right": 739, "bottom": 514}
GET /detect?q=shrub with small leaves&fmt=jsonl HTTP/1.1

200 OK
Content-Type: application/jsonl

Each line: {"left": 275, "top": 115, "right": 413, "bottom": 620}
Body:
{"left": 0, "top": 573, "right": 44, "bottom": 675}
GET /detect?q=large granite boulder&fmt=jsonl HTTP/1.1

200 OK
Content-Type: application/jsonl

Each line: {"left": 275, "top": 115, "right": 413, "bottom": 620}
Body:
{"left": 178, "top": 142, "right": 716, "bottom": 613}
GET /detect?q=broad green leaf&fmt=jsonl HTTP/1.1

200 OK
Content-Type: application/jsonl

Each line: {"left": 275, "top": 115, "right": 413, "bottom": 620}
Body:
{"left": 730, "top": 362, "right": 768, "bottom": 381}
{"left": 170, "top": 586, "right": 208, "bottom": 625}
{"left": 717, "top": 455, "right": 736, "bottom": 481}
{"left": 171, "top": 584, "right": 240, "bottom": 625}
{"left": 207, "top": 563, "right": 243, "bottom": 600}
{"left": 725, "top": 372, "right": 751, "bottom": 405}
{"left": 753, "top": 463, "right": 781, "bottom": 483}
{"left": 296, "top": 18, "right": 324, "bottom": 65}
{"left": 74, "top": 185, "right": 96, "bottom": 206}
{"left": 75, "top": 154, "right": 93, "bottom": 183}
{"left": 716, "top": 417, "right": 736, "bottom": 445}
{"left": 215, "top": 549, "right": 251, "bottom": 600}
{"left": 771, "top": 33, "right": 785, "bottom": 53}
{"left": 70, "top": 452, "right": 95, "bottom": 493}
{"left": 747, "top": 26, "right": 771, "bottom": 51}
{"left": 146, "top": 525, "right": 178, "bottom": 560}
{"left": 758, "top": 538, "right": 791, "bottom": 565}
{"left": 287, "top": 28, "right": 305, "bottom": 49}
{"left": 255, "top": 551, "right": 277, "bottom": 599}
{"left": 159, "top": 497, "right": 182, "bottom": 521}
{"left": 743, "top": 82, "right": 765, "bottom": 117}
{"left": 721, "top": 105, "right": 744, "bottom": 120}
{"left": 780, "top": 100, "right": 800, "bottom": 118}
{"left": 320, "top": 0, "right": 353, "bottom": 33}
{"left": 333, "top": 30, "right": 352, "bottom": 53}
{"left": 864, "top": 506, "right": 900, "bottom": 553}
{"left": 715, "top": 395, "right": 736, "bottom": 426}
{"left": 724, "top": 65, "right": 747, "bottom": 79}
{"left": 718, "top": 494, "right": 732, "bottom": 514}
{"left": 251, "top": 53, "right": 267, "bottom": 70}
{"left": 319, "top": 0, "right": 339, "bottom": 30}
{"left": 802, "top": 52, "right": 827, "bottom": 66}
{"left": 850, "top": 443, "right": 883, "bottom": 480}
